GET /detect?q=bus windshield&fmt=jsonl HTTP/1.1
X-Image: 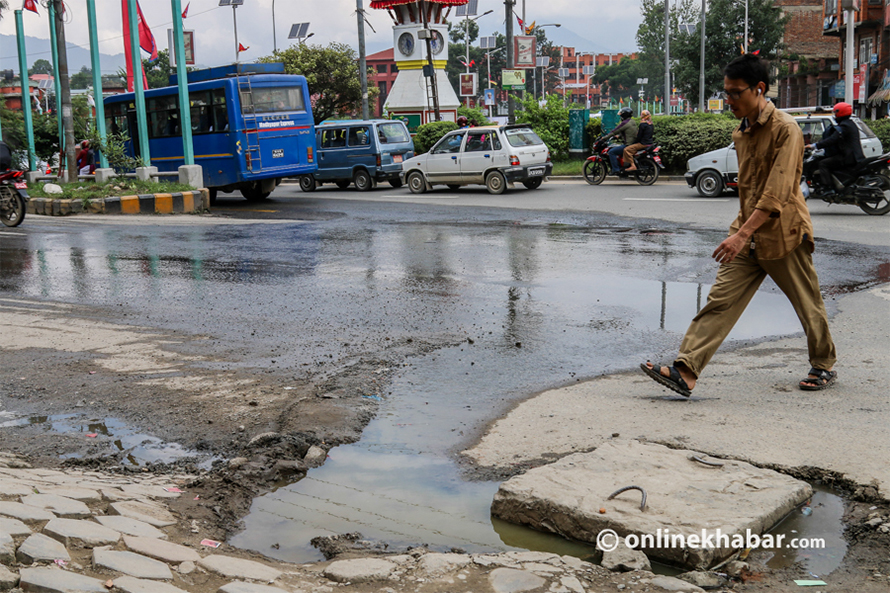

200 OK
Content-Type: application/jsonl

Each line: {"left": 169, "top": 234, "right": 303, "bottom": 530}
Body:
{"left": 242, "top": 86, "right": 306, "bottom": 114}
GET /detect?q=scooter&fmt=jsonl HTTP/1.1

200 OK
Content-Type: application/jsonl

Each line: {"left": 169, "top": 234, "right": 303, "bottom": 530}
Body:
{"left": 0, "top": 141, "right": 28, "bottom": 227}
{"left": 583, "top": 137, "right": 664, "bottom": 186}
{"left": 802, "top": 148, "right": 890, "bottom": 216}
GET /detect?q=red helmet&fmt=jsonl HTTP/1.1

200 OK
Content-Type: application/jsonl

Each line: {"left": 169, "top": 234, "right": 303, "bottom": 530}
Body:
{"left": 833, "top": 102, "right": 852, "bottom": 118}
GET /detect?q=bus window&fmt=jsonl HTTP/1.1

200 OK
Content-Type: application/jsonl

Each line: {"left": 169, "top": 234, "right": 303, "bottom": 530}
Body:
{"left": 148, "top": 96, "right": 180, "bottom": 138}
{"left": 348, "top": 127, "right": 371, "bottom": 147}
{"left": 212, "top": 89, "right": 229, "bottom": 132}
{"left": 189, "top": 91, "right": 213, "bottom": 134}
{"left": 242, "top": 86, "right": 306, "bottom": 114}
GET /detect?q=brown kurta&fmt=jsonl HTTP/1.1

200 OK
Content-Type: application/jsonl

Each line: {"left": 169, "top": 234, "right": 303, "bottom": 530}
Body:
{"left": 730, "top": 101, "right": 815, "bottom": 260}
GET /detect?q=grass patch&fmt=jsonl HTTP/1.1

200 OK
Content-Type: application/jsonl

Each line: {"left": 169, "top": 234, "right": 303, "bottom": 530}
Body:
{"left": 28, "top": 179, "right": 197, "bottom": 203}
{"left": 550, "top": 160, "right": 585, "bottom": 176}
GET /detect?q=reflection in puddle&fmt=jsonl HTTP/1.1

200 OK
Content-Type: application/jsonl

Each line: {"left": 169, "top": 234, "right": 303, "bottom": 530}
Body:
{"left": 0, "top": 414, "right": 214, "bottom": 469}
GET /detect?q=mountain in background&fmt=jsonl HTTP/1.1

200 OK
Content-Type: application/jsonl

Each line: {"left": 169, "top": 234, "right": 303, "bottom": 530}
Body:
{"left": 0, "top": 34, "right": 127, "bottom": 76}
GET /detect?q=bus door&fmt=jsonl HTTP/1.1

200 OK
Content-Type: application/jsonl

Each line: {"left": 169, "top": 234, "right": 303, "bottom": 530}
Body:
{"left": 126, "top": 109, "right": 142, "bottom": 160}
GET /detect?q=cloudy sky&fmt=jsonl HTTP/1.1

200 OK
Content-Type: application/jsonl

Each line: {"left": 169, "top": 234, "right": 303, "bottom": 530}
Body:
{"left": 1, "top": 0, "right": 635, "bottom": 74}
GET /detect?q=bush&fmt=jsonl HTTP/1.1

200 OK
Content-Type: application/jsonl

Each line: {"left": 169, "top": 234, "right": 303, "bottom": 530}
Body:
{"left": 586, "top": 118, "right": 603, "bottom": 142}
{"left": 651, "top": 113, "right": 737, "bottom": 172}
{"left": 866, "top": 118, "right": 890, "bottom": 153}
{"left": 413, "top": 121, "right": 459, "bottom": 154}
{"left": 457, "top": 105, "right": 492, "bottom": 127}
{"left": 515, "top": 94, "right": 571, "bottom": 160}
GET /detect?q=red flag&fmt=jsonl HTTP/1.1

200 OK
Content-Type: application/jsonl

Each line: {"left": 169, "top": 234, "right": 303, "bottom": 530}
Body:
{"left": 24, "top": 0, "right": 40, "bottom": 15}
{"left": 122, "top": 0, "right": 152, "bottom": 92}
{"left": 182, "top": 2, "right": 190, "bottom": 18}
{"left": 239, "top": 43, "right": 250, "bottom": 53}
{"left": 516, "top": 15, "right": 523, "bottom": 30}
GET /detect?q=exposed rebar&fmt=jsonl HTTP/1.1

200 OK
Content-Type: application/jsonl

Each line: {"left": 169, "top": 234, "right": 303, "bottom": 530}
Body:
{"left": 607, "top": 485, "right": 647, "bottom": 511}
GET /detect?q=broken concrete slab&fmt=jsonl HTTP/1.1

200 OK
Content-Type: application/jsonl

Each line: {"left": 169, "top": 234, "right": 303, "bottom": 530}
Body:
{"left": 35, "top": 486, "right": 101, "bottom": 503}
{"left": 218, "top": 584, "right": 291, "bottom": 593}
{"left": 43, "top": 518, "right": 121, "bottom": 548}
{"left": 93, "top": 548, "right": 173, "bottom": 580}
{"left": 601, "top": 546, "right": 651, "bottom": 572}
{"left": 198, "top": 555, "right": 282, "bottom": 581}
{"left": 0, "top": 532, "right": 13, "bottom": 564}
{"left": 323, "top": 558, "right": 397, "bottom": 583}
{"left": 122, "top": 534, "right": 201, "bottom": 563}
{"left": 489, "top": 567, "right": 547, "bottom": 593}
{"left": 95, "top": 515, "right": 167, "bottom": 539}
{"left": 21, "top": 494, "right": 91, "bottom": 519}
{"left": 113, "top": 576, "right": 189, "bottom": 593}
{"left": 19, "top": 567, "right": 106, "bottom": 593}
{"left": 645, "top": 575, "right": 706, "bottom": 592}
{"left": 417, "top": 553, "right": 472, "bottom": 575}
{"left": 0, "top": 517, "right": 32, "bottom": 537}
{"left": 16, "top": 533, "right": 71, "bottom": 565}
{"left": 0, "top": 501, "right": 55, "bottom": 523}
{"left": 119, "top": 484, "right": 183, "bottom": 499}
{"left": 491, "top": 440, "right": 813, "bottom": 570}
{"left": 108, "top": 500, "right": 176, "bottom": 527}
{"left": 0, "top": 565, "right": 18, "bottom": 591}
{"left": 0, "top": 481, "right": 33, "bottom": 499}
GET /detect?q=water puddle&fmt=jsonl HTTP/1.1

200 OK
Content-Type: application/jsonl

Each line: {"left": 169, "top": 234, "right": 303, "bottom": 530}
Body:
{"left": 0, "top": 413, "right": 214, "bottom": 469}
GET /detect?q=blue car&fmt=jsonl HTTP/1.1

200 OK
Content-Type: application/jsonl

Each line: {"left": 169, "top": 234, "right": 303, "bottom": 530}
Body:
{"left": 299, "top": 119, "right": 415, "bottom": 192}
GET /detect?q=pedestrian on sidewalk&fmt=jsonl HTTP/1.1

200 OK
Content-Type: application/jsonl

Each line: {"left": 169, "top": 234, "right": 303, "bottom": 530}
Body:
{"left": 641, "top": 54, "right": 837, "bottom": 397}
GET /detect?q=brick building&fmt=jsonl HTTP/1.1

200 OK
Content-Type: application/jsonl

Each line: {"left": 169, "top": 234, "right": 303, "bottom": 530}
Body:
{"left": 557, "top": 48, "right": 636, "bottom": 107}
{"left": 775, "top": 0, "right": 840, "bottom": 107}
{"left": 367, "top": 48, "right": 400, "bottom": 119}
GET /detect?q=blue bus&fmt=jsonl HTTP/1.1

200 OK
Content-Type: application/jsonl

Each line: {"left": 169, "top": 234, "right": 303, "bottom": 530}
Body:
{"left": 104, "top": 63, "right": 316, "bottom": 202}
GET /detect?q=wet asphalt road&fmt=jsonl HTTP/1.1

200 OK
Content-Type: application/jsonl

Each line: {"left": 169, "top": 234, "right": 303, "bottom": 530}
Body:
{"left": 1, "top": 179, "right": 888, "bottom": 562}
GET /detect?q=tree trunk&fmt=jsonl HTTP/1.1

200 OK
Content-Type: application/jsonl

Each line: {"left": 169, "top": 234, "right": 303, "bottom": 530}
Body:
{"left": 54, "top": 0, "right": 77, "bottom": 183}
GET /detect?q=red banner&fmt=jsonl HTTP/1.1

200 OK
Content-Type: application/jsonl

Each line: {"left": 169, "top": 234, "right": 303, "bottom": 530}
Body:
{"left": 122, "top": 0, "right": 157, "bottom": 92}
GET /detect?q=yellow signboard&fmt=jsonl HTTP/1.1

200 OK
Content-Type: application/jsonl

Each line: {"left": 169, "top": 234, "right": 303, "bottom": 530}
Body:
{"left": 708, "top": 99, "right": 724, "bottom": 111}
{"left": 502, "top": 69, "right": 526, "bottom": 89}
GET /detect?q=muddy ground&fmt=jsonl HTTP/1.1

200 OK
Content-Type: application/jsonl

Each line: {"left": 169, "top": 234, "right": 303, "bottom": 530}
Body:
{"left": 0, "top": 300, "right": 888, "bottom": 591}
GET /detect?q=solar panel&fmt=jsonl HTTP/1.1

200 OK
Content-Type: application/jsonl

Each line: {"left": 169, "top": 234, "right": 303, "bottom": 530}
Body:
{"left": 456, "top": 0, "right": 478, "bottom": 17}
{"left": 289, "top": 23, "right": 311, "bottom": 39}
{"left": 536, "top": 57, "right": 550, "bottom": 67}
{"left": 219, "top": 0, "right": 244, "bottom": 5}
{"left": 558, "top": 68, "right": 570, "bottom": 77}
{"left": 479, "top": 36, "right": 497, "bottom": 49}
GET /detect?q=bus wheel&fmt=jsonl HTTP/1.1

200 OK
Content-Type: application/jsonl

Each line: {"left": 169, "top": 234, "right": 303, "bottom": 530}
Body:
{"left": 354, "top": 169, "right": 373, "bottom": 192}
{"left": 241, "top": 183, "right": 271, "bottom": 201}
{"left": 389, "top": 179, "right": 403, "bottom": 189}
{"left": 300, "top": 175, "right": 317, "bottom": 192}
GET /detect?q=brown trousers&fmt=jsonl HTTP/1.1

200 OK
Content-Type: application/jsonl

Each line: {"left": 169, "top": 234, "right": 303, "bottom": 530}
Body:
{"left": 623, "top": 143, "right": 647, "bottom": 166}
{"left": 675, "top": 242, "right": 836, "bottom": 378}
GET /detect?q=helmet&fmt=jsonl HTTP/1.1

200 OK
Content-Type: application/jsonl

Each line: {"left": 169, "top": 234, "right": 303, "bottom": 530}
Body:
{"left": 457, "top": 116, "right": 469, "bottom": 127}
{"left": 618, "top": 107, "right": 633, "bottom": 119}
{"left": 832, "top": 102, "right": 852, "bottom": 118}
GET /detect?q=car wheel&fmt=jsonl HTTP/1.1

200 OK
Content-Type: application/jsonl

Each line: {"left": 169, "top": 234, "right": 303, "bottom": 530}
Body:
{"left": 407, "top": 171, "right": 427, "bottom": 194}
{"left": 485, "top": 171, "right": 506, "bottom": 195}
{"left": 447, "top": 184, "right": 461, "bottom": 191}
{"left": 299, "top": 175, "right": 317, "bottom": 193}
{"left": 522, "top": 178, "right": 543, "bottom": 190}
{"left": 354, "top": 169, "right": 373, "bottom": 191}
{"left": 695, "top": 170, "right": 724, "bottom": 197}
{"left": 389, "top": 179, "right": 403, "bottom": 189}
{"left": 336, "top": 180, "right": 351, "bottom": 189}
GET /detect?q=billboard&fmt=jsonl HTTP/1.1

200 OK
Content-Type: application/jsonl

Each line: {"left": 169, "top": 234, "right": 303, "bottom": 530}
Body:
{"left": 502, "top": 70, "right": 526, "bottom": 90}
{"left": 513, "top": 36, "right": 536, "bottom": 68}
{"left": 459, "top": 73, "right": 477, "bottom": 97}
{"left": 167, "top": 29, "right": 196, "bottom": 67}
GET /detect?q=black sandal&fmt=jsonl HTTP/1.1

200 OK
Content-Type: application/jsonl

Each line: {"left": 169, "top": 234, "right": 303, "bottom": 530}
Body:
{"left": 640, "top": 362, "right": 692, "bottom": 397}
{"left": 799, "top": 368, "right": 837, "bottom": 391}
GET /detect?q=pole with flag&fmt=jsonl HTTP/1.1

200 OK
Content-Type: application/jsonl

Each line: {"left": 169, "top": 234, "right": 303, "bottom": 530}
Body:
{"left": 15, "top": 10, "right": 37, "bottom": 172}
{"left": 48, "top": 2, "right": 63, "bottom": 160}
{"left": 125, "top": 0, "right": 151, "bottom": 164}
{"left": 24, "top": 0, "right": 39, "bottom": 15}
{"left": 86, "top": 0, "right": 109, "bottom": 169}
{"left": 171, "top": 0, "right": 196, "bottom": 169}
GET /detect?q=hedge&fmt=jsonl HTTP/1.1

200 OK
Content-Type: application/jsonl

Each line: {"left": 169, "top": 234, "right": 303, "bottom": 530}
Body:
{"left": 866, "top": 118, "right": 890, "bottom": 152}
{"left": 413, "top": 121, "right": 459, "bottom": 154}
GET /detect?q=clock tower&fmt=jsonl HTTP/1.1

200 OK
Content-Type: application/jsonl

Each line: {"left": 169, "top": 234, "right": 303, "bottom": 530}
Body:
{"left": 370, "top": 0, "right": 464, "bottom": 131}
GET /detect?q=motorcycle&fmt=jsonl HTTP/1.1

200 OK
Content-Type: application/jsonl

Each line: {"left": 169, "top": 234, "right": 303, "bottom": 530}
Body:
{"left": 0, "top": 141, "right": 28, "bottom": 227}
{"left": 802, "top": 148, "right": 890, "bottom": 216}
{"left": 583, "top": 137, "right": 665, "bottom": 186}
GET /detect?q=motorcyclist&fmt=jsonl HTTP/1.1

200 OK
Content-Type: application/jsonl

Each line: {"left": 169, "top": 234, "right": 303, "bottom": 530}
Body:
{"left": 805, "top": 102, "right": 864, "bottom": 194}
{"left": 457, "top": 116, "right": 469, "bottom": 129}
{"left": 602, "top": 107, "right": 638, "bottom": 175}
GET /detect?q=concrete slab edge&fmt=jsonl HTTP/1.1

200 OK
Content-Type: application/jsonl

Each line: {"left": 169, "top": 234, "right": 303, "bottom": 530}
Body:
{"left": 26, "top": 189, "right": 209, "bottom": 217}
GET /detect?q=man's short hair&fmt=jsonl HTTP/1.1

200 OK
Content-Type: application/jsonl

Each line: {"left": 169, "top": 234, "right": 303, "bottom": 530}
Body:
{"left": 724, "top": 54, "right": 770, "bottom": 94}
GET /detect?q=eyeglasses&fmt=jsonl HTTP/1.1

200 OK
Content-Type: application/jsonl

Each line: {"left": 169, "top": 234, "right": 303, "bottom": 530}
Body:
{"left": 720, "top": 85, "right": 754, "bottom": 101}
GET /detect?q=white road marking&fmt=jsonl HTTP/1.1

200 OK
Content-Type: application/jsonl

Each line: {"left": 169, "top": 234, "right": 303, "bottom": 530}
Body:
{"left": 623, "top": 198, "right": 730, "bottom": 202}
{"left": 0, "top": 231, "right": 26, "bottom": 236}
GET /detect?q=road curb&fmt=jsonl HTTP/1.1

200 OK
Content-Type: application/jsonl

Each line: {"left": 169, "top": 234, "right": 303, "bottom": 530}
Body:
{"left": 26, "top": 189, "right": 210, "bottom": 217}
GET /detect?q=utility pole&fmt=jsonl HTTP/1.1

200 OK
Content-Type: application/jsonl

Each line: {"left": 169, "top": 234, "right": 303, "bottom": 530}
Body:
{"left": 664, "top": 0, "right": 671, "bottom": 115}
{"left": 844, "top": 8, "right": 854, "bottom": 104}
{"left": 699, "top": 0, "right": 705, "bottom": 113}
{"left": 505, "top": 0, "right": 515, "bottom": 123}
{"left": 357, "top": 0, "right": 369, "bottom": 120}
{"left": 420, "top": 0, "right": 440, "bottom": 120}
{"left": 52, "top": 0, "right": 76, "bottom": 182}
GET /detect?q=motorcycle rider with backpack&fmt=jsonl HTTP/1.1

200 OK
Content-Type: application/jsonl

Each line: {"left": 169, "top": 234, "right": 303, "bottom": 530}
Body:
{"left": 805, "top": 102, "right": 863, "bottom": 196}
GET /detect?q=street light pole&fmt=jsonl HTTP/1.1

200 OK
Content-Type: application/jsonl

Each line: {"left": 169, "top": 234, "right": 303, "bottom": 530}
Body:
{"left": 699, "top": 0, "right": 705, "bottom": 113}
{"left": 664, "top": 0, "right": 671, "bottom": 115}
{"left": 357, "top": 0, "right": 369, "bottom": 120}
{"left": 272, "top": 0, "right": 277, "bottom": 53}
{"left": 233, "top": 5, "right": 239, "bottom": 62}
{"left": 505, "top": 0, "right": 515, "bottom": 123}
{"left": 744, "top": 0, "right": 748, "bottom": 53}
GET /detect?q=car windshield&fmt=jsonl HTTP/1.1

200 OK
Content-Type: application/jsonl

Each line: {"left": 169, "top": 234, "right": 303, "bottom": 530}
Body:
{"left": 378, "top": 123, "right": 410, "bottom": 144}
{"left": 504, "top": 128, "right": 544, "bottom": 147}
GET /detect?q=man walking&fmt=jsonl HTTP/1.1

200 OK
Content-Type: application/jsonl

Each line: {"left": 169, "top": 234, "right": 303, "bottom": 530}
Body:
{"left": 641, "top": 54, "right": 837, "bottom": 396}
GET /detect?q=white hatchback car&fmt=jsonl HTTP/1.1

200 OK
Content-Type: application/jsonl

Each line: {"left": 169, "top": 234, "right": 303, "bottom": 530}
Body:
{"left": 402, "top": 125, "right": 552, "bottom": 195}
{"left": 685, "top": 110, "right": 883, "bottom": 197}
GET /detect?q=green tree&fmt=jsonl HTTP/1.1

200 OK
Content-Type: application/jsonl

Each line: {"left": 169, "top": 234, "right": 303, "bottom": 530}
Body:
{"left": 672, "top": 0, "right": 789, "bottom": 106}
{"left": 593, "top": 58, "right": 646, "bottom": 103}
{"left": 634, "top": 0, "right": 698, "bottom": 101}
{"left": 116, "top": 50, "right": 185, "bottom": 90}
{"left": 30, "top": 59, "right": 54, "bottom": 76}
{"left": 259, "top": 42, "right": 379, "bottom": 124}
{"left": 70, "top": 66, "right": 92, "bottom": 90}
{"left": 515, "top": 93, "right": 572, "bottom": 160}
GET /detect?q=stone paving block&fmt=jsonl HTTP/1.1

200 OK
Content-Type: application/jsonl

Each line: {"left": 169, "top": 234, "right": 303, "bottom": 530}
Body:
{"left": 21, "top": 494, "right": 91, "bottom": 519}
{"left": 0, "top": 532, "right": 13, "bottom": 564}
{"left": 99, "top": 488, "right": 135, "bottom": 502}
{"left": 95, "top": 515, "right": 167, "bottom": 539}
{"left": 0, "top": 501, "right": 55, "bottom": 523}
{"left": 218, "top": 583, "right": 290, "bottom": 593}
{"left": 123, "top": 535, "right": 201, "bottom": 563}
{"left": 120, "top": 484, "right": 182, "bottom": 499}
{"left": 19, "top": 567, "right": 107, "bottom": 592}
{"left": 198, "top": 555, "right": 282, "bottom": 581}
{"left": 16, "top": 533, "right": 71, "bottom": 565}
{"left": 43, "top": 518, "right": 121, "bottom": 548}
{"left": 93, "top": 548, "right": 173, "bottom": 580}
{"left": 0, "top": 480, "right": 33, "bottom": 499}
{"left": 0, "top": 564, "right": 18, "bottom": 591}
{"left": 35, "top": 486, "right": 101, "bottom": 503}
{"left": 108, "top": 500, "right": 176, "bottom": 527}
{"left": 489, "top": 567, "right": 546, "bottom": 593}
{"left": 113, "top": 576, "right": 190, "bottom": 593}
{"left": 0, "top": 517, "right": 31, "bottom": 537}
{"left": 323, "top": 558, "right": 396, "bottom": 583}
{"left": 491, "top": 440, "right": 813, "bottom": 570}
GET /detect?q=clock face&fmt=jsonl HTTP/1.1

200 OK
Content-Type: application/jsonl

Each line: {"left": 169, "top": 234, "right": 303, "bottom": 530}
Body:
{"left": 398, "top": 32, "right": 415, "bottom": 57}
{"left": 430, "top": 31, "right": 444, "bottom": 55}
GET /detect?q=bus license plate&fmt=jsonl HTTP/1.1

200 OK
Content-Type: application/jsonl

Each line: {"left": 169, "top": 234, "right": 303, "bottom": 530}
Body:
{"left": 272, "top": 149, "right": 284, "bottom": 158}
{"left": 393, "top": 154, "right": 403, "bottom": 163}
{"left": 528, "top": 167, "right": 544, "bottom": 176}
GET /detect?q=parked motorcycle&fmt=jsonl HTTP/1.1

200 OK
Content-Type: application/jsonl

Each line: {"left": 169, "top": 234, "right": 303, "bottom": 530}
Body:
{"left": 0, "top": 142, "right": 28, "bottom": 227}
{"left": 583, "top": 138, "right": 664, "bottom": 186}
{"left": 802, "top": 148, "right": 890, "bottom": 216}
